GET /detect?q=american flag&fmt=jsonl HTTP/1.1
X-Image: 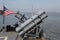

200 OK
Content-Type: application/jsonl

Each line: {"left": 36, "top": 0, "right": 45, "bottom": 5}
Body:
{"left": 3, "top": 5, "right": 16, "bottom": 16}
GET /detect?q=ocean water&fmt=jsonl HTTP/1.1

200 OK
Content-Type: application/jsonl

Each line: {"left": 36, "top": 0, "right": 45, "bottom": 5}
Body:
{"left": 42, "top": 12, "right": 60, "bottom": 40}
{"left": 0, "top": 14, "right": 17, "bottom": 27}
{"left": 0, "top": 12, "right": 60, "bottom": 40}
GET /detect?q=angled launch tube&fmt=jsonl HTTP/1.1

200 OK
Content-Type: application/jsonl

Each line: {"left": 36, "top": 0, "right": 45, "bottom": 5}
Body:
{"left": 16, "top": 11, "right": 46, "bottom": 32}
{"left": 18, "top": 14, "right": 48, "bottom": 36}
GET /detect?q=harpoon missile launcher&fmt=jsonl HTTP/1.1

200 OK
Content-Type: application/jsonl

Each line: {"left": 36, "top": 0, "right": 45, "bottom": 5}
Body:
{"left": 16, "top": 11, "right": 48, "bottom": 36}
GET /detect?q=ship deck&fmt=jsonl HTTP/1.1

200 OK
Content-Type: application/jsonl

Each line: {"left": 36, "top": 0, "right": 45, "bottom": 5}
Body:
{"left": 0, "top": 32, "right": 45, "bottom": 40}
{"left": 0, "top": 32, "right": 20, "bottom": 40}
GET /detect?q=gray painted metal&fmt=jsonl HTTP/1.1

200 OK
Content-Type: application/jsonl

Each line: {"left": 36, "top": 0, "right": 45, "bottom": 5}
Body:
{"left": 18, "top": 14, "right": 47, "bottom": 35}
{"left": 16, "top": 11, "right": 45, "bottom": 32}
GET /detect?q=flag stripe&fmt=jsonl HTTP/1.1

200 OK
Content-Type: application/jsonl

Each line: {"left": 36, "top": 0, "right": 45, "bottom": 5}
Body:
{"left": 3, "top": 5, "right": 16, "bottom": 16}
{"left": 4, "top": 10, "right": 16, "bottom": 16}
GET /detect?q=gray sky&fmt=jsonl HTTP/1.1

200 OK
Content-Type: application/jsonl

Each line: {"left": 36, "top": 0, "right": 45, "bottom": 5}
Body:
{"left": 0, "top": 0, "right": 60, "bottom": 12}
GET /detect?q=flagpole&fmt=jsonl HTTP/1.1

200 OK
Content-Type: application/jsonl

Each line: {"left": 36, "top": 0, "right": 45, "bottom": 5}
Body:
{"left": 3, "top": 3, "right": 5, "bottom": 27}
{"left": 3, "top": 13, "right": 5, "bottom": 26}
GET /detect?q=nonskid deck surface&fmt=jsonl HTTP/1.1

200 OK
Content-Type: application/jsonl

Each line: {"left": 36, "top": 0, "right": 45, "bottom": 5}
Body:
{"left": 0, "top": 32, "right": 19, "bottom": 40}
{"left": 0, "top": 32, "right": 45, "bottom": 40}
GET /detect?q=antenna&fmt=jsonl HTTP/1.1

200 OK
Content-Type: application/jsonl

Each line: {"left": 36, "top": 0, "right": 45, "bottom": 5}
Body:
{"left": 31, "top": 0, "right": 34, "bottom": 16}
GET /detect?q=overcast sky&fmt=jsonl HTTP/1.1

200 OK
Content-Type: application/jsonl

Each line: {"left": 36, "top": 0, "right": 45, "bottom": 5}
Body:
{"left": 0, "top": 0, "right": 60, "bottom": 12}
